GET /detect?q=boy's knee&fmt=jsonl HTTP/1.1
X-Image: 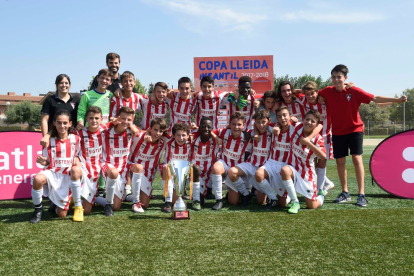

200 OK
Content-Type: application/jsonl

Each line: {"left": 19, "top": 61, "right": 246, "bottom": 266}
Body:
{"left": 107, "top": 168, "right": 118, "bottom": 179}
{"left": 255, "top": 169, "right": 265, "bottom": 182}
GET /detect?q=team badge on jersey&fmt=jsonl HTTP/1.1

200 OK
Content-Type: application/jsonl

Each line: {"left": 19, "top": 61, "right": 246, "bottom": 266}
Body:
{"left": 346, "top": 94, "right": 352, "bottom": 101}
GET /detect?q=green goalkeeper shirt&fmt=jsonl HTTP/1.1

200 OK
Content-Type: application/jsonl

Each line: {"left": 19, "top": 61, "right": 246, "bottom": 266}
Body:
{"left": 77, "top": 89, "right": 113, "bottom": 124}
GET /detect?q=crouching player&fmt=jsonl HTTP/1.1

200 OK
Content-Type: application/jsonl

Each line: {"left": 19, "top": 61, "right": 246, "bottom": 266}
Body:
{"left": 100, "top": 107, "right": 136, "bottom": 216}
{"left": 30, "top": 110, "right": 82, "bottom": 223}
{"left": 281, "top": 110, "right": 327, "bottom": 214}
{"left": 128, "top": 118, "right": 167, "bottom": 212}
{"left": 190, "top": 117, "right": 219, "bottom": 210}
{"left": 226, "top": 109, "right": 272, "bottom": 206}
{"left": 210, "top": 112, "right": 252, "bottom": 210}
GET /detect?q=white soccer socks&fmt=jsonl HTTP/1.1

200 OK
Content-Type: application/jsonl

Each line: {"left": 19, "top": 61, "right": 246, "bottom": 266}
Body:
{"left": 316, "top": 167, "right": 326, "bottom": 191}
{"left": 227, "top": 177, "right": 249, "bottom": 196}
{"left": 211, "top": 174, "right": 223, "bottom": 200}
{"left": 106, "top": 177, "right": 117, "bottom": 204}
{"left": 256, "top": 179, "right": 277, "bottom": 200}
{"left": 31, "top": 188, "right": 43, "bottom": 206}
{"left": 282, "top": 179, "right": 298, "bottom": 203}
{"left": 70, "top": 179, "right": 82, "bottom": 207}
{"left": 192, "top": 182, "right": 201, "bottom": 201}
{"left": 165, "top": 179, "right": 174, "bottom": 202}
{"left": 131, "top": 172, "right": 142, "bottom": 204}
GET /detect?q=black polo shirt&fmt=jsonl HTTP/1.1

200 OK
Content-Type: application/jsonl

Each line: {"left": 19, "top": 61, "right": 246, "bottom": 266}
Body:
{"left": 41, "top": 93, "right": 80, "bottom": 130}
{"left": 89, "top": 74, "right": 137, "bottom": 93}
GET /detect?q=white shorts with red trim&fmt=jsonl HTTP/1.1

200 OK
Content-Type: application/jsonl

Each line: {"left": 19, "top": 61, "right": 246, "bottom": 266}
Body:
{"left": 217, "top": 159, "right": 231, "bottom": 175}
{"left": 254, "top": 159, "right": 287, "bottom": 197}
{"left": 323, "top": 133, "right": 334, "bottom": 160}
{"left": 140, "top": 174, "right": 153, "bottom": 197}
{"left": 80, "top": 166, "right": 99, "bottom": 204}
{"left": 286, "top": 165, "right": 317, "bottom": 200}
{"left": 38, "top": 170, "right": 72, "bottom": 211}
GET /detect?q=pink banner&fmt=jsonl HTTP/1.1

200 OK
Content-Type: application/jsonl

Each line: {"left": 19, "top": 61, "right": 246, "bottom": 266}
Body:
{"left": 0, "top": 131, "right": 43, "bottom": 200}
{"left": 370, "top": 130, "right": 414, "bottom": 198}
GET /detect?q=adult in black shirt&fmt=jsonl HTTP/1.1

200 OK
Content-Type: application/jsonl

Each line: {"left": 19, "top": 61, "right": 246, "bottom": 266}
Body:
{"left": 89, "top": 52, "right": 137, "bottom": 93}
{"left": 41, "top": 74, "right": 80, "bottom": 136}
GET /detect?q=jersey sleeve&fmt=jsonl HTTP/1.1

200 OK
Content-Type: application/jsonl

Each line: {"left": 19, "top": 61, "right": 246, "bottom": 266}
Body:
{"left": 318, "top": 87, "right": 331, "bottom": 98}
{"left": 353, "top": 87, "right": 374, "bottom": 104}
{"left": 77, "top": 93, "right": 89, "bottom": 124}
{"left": 314, "top": 135, "right": 326, "bottom": 153}
{"left": 110, "top": 97, "right": 118, "bottom": 118}
{"left": 40, "top": 96, "right": 52, "bottom": 115}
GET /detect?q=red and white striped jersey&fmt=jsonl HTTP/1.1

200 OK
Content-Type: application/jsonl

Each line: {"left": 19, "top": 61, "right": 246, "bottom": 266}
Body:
{"left": 280, "top": 99, "right": 306, "bottom": 122}
{"left": 140, "top": 95, "right": 170, "bottom": 130}
{"left": 213, "top": 128, "right": 252, "bottom": 167}
{"left": 43, "top": 134, "right": 80, "bottom": 175}
{"left": 300, "top": 98, "right": 331, "bottom": 137}
{"left": 190, "top": 132, "right": 219, "bottom": 180}
{"left": 222, "top": 93, "right": 255, "bottom": 130}
{"left": 110, "top": 93, "right": 142, "bottom": 118}
{"left": 163, "top": 137, "right": 192, "bottom": 163}
{"left": 75, "top": 123, "right": 112, "bottom": 181}
{"left": 129, "top": 131, "right": 166, "bottom": 182}
{"left": 195, "top": 91, "right": 226, "bottom": 129}
{"left": 287, "top": 123, "right": 325, "bottom": 182}
{"left": 167, "top": 92, "right": 196, "bottom": 132}
{"left": 247, "top": 126, "right": 273, "bottom": 167}
{"left": 269, "top": 124, "right": 295, "bottom": 163}
{"left": 101, "top": 128, "right": 134, "bottom": 178}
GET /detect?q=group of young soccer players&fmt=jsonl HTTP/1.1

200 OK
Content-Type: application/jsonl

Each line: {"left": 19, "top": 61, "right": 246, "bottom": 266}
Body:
{"left": 30, "top": 63, "right": 407, "bottom": 224}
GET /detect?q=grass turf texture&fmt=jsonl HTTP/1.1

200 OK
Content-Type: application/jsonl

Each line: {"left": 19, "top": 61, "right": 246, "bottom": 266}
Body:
{"left": 1, "top": 146, "right": 413, "bottom": 275}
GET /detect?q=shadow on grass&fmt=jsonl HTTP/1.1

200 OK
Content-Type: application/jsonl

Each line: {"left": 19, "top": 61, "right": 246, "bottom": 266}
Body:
{"left": 364, "top": 193, "right": 401, "bottom": 199}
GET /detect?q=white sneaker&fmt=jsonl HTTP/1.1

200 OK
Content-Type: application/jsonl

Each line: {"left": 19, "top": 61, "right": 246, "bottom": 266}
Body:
{"left": 322, "top": 179, "right": 335, "bottom": 195}
{"left": 132, "top": 202, "right": 145, "bottom": 213}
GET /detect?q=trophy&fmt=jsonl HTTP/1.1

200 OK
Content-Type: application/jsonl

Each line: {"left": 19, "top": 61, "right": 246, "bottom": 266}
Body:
{"left": 164, "top": 160, "right": 193, "bottom": 220}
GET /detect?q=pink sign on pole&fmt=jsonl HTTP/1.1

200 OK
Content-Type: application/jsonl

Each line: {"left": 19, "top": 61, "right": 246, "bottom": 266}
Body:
{"left": 370, "top": 129, "right": 414, "bottom": 199}
{"left": 0, "top": 131, "right": 43, "bottom": 200}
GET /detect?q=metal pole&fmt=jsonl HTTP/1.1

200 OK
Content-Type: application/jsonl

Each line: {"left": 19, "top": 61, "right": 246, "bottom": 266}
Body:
{"left": 368, "top": 120, "right": 370, "bottom": 137}
{"left": 403, "top": 91, "right": 406, "bottom": 131}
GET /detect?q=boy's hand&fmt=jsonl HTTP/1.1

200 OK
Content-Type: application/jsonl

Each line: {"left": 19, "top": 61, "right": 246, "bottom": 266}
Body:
{"left": 253, "top": 100, "right": 260, "bottom": 108}
{"left": 253, "top": 134, "right": 261, "bottom": 142}
{"left": 190, "top": 123, "right": 199, "bottom": 130}
{"left": 299, "top": 136, "right": 311, "bottom": 146}
{"left": 129, "top": 124, "right": 140, "bottom": 136}
{"left": 112, "top": 117, "right": 120, "bottom": 126}
{"left": 73, "top": 157, "right": 81, "bottom": 167}
{"left": 250, "top": 89, "right": 256, "bottom": 97}
{"left": 272, "top": 126, "right": 281, "bottom": 136}
{"left": 150, "top": 93, "right": 158, "bottom": 104}
{"left": 144, "top": 133, "right": 153, "bottom": 143}
{"left": 76, "top": 122, "right": 84, "bottom": 131}
{"left": 36, "top": 156, "right": 48, "bottom": 166}
{"left": 318, "top": 96, "right": 326, "bottom": 104}
{"left": 290, "top": 116, "right": 298, "bottom": 123}
{"left": 40, "top": 134, "right": 51, "bottom": 148}
{"left": 114, "top": 88, "right": 122, "bottom": 98}
{"left": 345, "top": 82, "right": 355, "bottom": 89}
{"left": 399, "top": 95, "right": 408, "bottom": 103}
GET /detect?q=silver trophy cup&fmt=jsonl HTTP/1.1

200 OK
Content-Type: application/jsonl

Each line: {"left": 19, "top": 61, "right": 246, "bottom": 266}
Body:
{"left": 169, "top": 160, "right": 191, "bottom": 219}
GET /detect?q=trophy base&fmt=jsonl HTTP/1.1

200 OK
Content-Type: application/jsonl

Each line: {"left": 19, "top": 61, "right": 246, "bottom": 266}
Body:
{"left": 172, "top": 210, "right": 190, "bottom": 220}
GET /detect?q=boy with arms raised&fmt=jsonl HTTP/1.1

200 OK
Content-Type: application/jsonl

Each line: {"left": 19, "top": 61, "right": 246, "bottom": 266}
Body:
{"left": 210, "top": 112, "right": 252, "bottom": 210}
{"left": 280, "top": 110, "right": 327, "bottom": 214}
{"left": 128, "top": 118, "right": 167, "bottom": 212}
{"left": 318, "top": 64, "right": 407, "bottom": 206}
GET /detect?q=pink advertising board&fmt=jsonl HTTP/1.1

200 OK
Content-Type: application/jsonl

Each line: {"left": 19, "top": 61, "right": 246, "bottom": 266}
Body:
{"left": 370, "top": 129, "right": 414, "bottom": 199}
{"left": 0, "top": 131, "right": 43, "bottom": 200}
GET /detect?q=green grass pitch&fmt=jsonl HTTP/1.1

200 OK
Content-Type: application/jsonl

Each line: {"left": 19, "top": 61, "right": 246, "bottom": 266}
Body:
{"left": 1, "top": 146, "right": 413, "bottom": 275}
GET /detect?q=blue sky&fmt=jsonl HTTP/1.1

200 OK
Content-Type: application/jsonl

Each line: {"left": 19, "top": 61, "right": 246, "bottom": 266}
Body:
{"left": 0, "top": 0, "right": 413, "bottom": 97}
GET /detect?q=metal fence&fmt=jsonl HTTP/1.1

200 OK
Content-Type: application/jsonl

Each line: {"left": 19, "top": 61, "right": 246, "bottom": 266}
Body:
{"left": 363, "top": 120, "right": 414, "bottom": 137}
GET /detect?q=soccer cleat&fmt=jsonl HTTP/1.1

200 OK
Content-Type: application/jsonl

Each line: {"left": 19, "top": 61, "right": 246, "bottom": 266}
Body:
{"left": 104, "top": 204, "right": 114, "bottom": 216}
{"left": 132, "top": 202, "right": 145, "bottom": 213}
{"left": 149, "top": 194, "right": 156, "bottom": 200}
{"left": 318, "top": 190, "right": 326, "bottom": 197}
{"left": 333, "top": 192, "right": 351, "bottom": 203}
{"left": 30, "top": 207, "right": 43, "bottom": 224}
{"left": 200, "top": 194, "right": 205, "bottom": 206}
{"left": 162, "top": 202, "right": 172, "bottom": 213}
{"left": 288, "top": 202, "right": 300, "bottom": 214}
{"left": 206, "top": 188, "right": 215, "bottom": 199}
{"left": 322, "top": 180, "right": 335, "bottom": 195}
{"left": 240, "top": 192, "right": 252, "bottom": 206}
{"left": 98, "top": 189, "right": 105, "bottom": 198}
{"left": 212, "top": 199, "right": 224, "bottom": 210}
{"left": 264, "top": 198, "right": 278, "bottom": 210}
{"left": 192, "top": 201, "right": 201, "bottom": 211}
{"left": 73, "top": 206, "right": 84, "bottom": 222}
{"left": 356, "top": 194, "right": 368, "bottom": 207}
{"left": 48, "top": 201, "right": 57, "bottom": 213}
{"left": 251, "top": 187, "right": 257, "bottom": 197}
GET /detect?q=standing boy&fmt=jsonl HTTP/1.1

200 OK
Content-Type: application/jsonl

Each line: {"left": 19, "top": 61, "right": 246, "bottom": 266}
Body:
{"left": 110, "top": 71, "right": 142, "bottom": 118}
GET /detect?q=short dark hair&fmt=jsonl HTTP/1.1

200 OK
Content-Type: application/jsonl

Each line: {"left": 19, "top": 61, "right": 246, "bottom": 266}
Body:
{"left": 305, "top": 109, "right": 321, "bottom": 123}
{"left": 85, "top": 106, "right": 102, "bottom": 118}
{"left": 117, "top": 106, "right": 135, "bottom": 116}
{"left": 200, "top": 116, "right": 213, "bottom": 126}
{"left": 229, "top": 111, "right": 245, "bottom": 123}
{"left": 150, "top": 118, "right": 167, "bottom": 132}
{"left": 262, "top": 90, "right": 276, "bottom": 101}
{"left": 276, "top": 80, "right": 296, "bottom": 103}
{"left": 200, "top": 75, "right": 214, "bottom": 86}
{"left": 106, "top": 52, "right": 120, "bottom": 64}
{"left": 276, "top": 106, "right": 290, "bottom": 115}
{"left": 172, "top": 122, "right": 190, "bottom": 135}
{"left": 97, "top": 68, "right": 114, "bottom": 79}
{"left": 121, "top": 71, "right": 135, "bottom": 82}
{"left": 178, "top": 77, "right": 191, "bottom": 87}
{"left": 253, "top": 109, "right": 270, "bottom": 120}
{"left": 238, "top": 76, "right": 252, "bottom": 86}
{"left": 331, "top": 64, "right": 349, "bottom": 77}
{"left": 154, "top": 82, "right": 168, "bottom": 91}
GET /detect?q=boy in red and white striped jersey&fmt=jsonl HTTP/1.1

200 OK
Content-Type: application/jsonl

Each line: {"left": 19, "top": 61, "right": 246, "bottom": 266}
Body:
{"left": 110, "top": 71, "right": 142, "bottom": 118}
{"left": 226, "top": 109, "right": 272, "bottom": 206}
{"left": 190, "top": 117, "right": 219, "bottom": 210}
{"left": 100, "top": 106, "right": 137, "bottom": 216}
{"left": 30, "top": 110, "right": 83, "bottom": 224}
{"left": 140, "top": 82, "right": 170, "bottom": 130}
{"left": 276, "top": 81, "right": 306, "bottom": 122}
{"left": 210, "top": 112, "right": 252, "bottom": 210}
{"left": 128, "top": 118, "right": 167, "bottom": 213}
{"left": 281, "top": 110, "right": 327, "bottom": 214}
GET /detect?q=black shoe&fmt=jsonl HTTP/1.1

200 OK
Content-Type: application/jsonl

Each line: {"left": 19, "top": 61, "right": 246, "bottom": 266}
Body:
{"left": 104, "top": 204, "right": 114, "bottom": 216}
{"left": 30, "top": 207, "right": 43, "bottom": 224}
{"left": 150, "top": 194, "right": 156, "bottom": 200}
{"left": 98, "top": 189, "right": 106, "bottom": 198}
{"left": 182, "top": 193, "right": 190, "bottom": 200}
{"left": 206, "top": 188, "right": 215, "bottom": 199}
{"left": 162, "top": 202, "right": 172, "bottom": 213}
{"left": 48, "top": 201, "right": 57, "bottom": 213}
{"left": 263, "top": 198, "right": 278, "bottom": 210}
{"left": 251, "top": 187, "right": 257, "bottom": 197}
{"left": 200, "top": 194, "right": 205, "bottom": 206}
{"left": 240, "top": 192, "right": 252, "bottom": 206}
{"left": 212, "top": 199, "right": 224, "bottom": 210}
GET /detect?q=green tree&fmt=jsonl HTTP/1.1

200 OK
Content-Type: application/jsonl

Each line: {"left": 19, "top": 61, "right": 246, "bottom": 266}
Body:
{"left": 274, "top": 74, "right": 333, "bottom": 90}
{"left": 88, "top": 76, "right": 95, "bottom": 90}
{"left": 359, "top": 102, "right": 390, "bottom": 125}
{"left": 134, "top": 78, "right": 147, "bottom": 95}
{"left": 390, "top": 88, "right": 414, "bottom": 128}
{"left": 147, "top": 82, "right": 155, "bottom": 95}
{"left": 5, "top": 101, "right": 42, "bottom": 130}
